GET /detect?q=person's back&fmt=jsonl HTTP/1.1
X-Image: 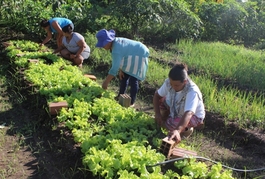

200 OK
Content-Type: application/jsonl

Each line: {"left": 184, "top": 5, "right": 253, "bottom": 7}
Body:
{"left": 112, "top": 37, "right": 149, "bottom": 57}
{"left": 110, "top": 37, "right": 149, "bottom": 81}
{"left": 49, "top": 17, "right": 73, "bottom": 33}
{"left": 39, "top": 17, "right": 74, "bottom": 47}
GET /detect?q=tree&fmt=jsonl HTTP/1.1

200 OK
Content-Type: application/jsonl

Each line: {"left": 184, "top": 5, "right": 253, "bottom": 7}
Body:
{"left": 198, "top": 1, "right": 247, "bottom": 43}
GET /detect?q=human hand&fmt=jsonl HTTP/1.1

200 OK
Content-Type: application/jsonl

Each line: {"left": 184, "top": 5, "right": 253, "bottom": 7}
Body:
{"left": 70, "top": 54, "right": 76, "bottom": 59}
{"left": 102, "top": 80, "right": 109, "bottom": 90}
{"left": 168, "top": 130, "right": 181, "bottom": 144}
{"left": 119, "top": 70, "right": 124, "bottom": 80}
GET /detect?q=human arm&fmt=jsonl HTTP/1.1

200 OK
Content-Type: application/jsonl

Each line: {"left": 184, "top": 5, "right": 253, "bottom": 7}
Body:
{"left": 70, "top": 39, "right": 86, "bottom": 59}
{"left": 51, "top": 20, "right": 63, "bottom": 36}
{"left": 51, "top": 21, "right": 64, "bottom": 47}
{"left": 169, "top": 91, "right": 199, "bottom": 143}
{"left": 153, "top": 80, "right": 170, "bottom": 126}
{"left": 102, "top": 53, "right": 122, "bottom": 89}
{"left": 153, "top": 90, "right": 163, "bottom": 126}
{"left": 102, "top": 74, "right": 115, "bottom": 89}
{"left": 168, "top": 110, "right": 194, "bottom": 143}
{"left": 102, "top": 42, "right": 123, "bottom": 89}
{"left": 40, "top": 27, "right": 53, "bottom": 46}
{"left": 53, "top": 44, "right": 65, "bottom": 54}
{"left": 108, "top": 49, "right": 123, "bottom": 76}
{"left": 118, "top": 70, "right": 124, "bottom": 80}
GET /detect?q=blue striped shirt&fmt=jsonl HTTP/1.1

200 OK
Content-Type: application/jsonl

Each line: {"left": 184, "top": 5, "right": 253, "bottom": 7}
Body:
{"left": 109, "top": 38, "right": 149, "bottom": 81}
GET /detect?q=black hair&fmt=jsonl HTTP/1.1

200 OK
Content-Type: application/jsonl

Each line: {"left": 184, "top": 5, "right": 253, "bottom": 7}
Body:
{"left": 39, "top": 19, "right": 50, "bottom": 27}
{"left": 62, "top": 24, "right": 73, "bottom": 33}
{"left": 168, "top": 62, "right": 188, "bottom": 82}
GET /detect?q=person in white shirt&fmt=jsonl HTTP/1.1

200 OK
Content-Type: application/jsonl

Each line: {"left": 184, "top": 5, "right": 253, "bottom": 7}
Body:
{"left": 54, "top": 24, "right": 90, "bottom": 68}
{"left": 153, "top": 62, "right": 205, "bottom": 144}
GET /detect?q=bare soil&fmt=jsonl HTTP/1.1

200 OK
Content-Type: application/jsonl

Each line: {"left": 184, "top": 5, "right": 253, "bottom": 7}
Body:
{"left": 0, "top": 28, "right": 265, "bottom": 179}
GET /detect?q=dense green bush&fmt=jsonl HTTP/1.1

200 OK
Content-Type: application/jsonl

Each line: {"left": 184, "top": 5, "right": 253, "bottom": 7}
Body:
{"left": 1, "top": 0, "right": 265, "bottom": 48}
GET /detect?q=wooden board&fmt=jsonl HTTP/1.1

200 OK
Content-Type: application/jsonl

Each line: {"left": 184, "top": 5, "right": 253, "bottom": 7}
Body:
{"left": 49, "top": 101, "right": 68, "bottom": 115}
{"left": 160, "top": 137, "right": 197, "bottom": 158}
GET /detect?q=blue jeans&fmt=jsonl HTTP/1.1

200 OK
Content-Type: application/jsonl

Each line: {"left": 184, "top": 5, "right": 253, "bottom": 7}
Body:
{"left": 119, "top": 73, "right": 139, "bottom": 105}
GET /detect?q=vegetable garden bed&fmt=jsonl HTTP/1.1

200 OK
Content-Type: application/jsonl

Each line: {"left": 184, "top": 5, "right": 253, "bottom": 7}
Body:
{"left": 2, "top": 40, "right": 237, "bottom": 179}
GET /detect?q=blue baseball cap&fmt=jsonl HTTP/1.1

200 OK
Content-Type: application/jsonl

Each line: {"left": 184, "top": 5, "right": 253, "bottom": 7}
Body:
{"left": 95, "top": 29, "right": 116, "bottom": 47}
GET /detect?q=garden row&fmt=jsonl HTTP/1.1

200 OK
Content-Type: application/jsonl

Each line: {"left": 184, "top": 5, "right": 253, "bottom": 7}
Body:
{"left": 3, "top": 40, "right": 235, "bottom": 179}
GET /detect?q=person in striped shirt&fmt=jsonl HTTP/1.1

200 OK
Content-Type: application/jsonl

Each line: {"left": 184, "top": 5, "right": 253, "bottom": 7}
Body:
{"left": 95, "top": 29, "right": 149, "bottom": 107}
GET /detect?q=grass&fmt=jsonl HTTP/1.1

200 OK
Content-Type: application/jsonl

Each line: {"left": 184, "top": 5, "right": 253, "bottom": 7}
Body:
{"left": 174, "top": 41, "right": 265, "bottom": 91}
{"left": 146, "top": 60, "right": 170, "bottom": 86}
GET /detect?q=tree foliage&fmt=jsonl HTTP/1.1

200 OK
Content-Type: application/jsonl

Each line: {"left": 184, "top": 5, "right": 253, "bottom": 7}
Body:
{"left": 198, "top": 2, "right": 247, "bottom": 42}
{"left": 0, "top": 0, "right": 265, "bottom": 48}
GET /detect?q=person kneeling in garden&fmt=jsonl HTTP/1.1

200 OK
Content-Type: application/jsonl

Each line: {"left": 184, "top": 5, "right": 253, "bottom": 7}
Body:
{"left": 53, "top": 24, "right": 90, "bottom": 68}
{"left": 153, "top": 62, "right": 205, "bottom": 144}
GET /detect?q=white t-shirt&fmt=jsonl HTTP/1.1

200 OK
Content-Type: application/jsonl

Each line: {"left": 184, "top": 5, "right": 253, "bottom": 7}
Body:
{"left": 158, "top": 78, "right": 205, "bottom": 119}
{"left": 62, "top": 32, "right": 90, "bottom": 53}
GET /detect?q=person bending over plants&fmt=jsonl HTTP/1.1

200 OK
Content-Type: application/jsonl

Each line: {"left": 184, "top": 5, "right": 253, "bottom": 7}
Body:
{"left": 39, "top": 17, "right": 74, "bottom": 47}
{"left": 153, "top": 62, "right": 205, "bottom": 144}
{"left": 95, "top": 29, "right": 149, "bottom": 107}
{"left": 53, "top": 24, "right": 90, "bottom": 68}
